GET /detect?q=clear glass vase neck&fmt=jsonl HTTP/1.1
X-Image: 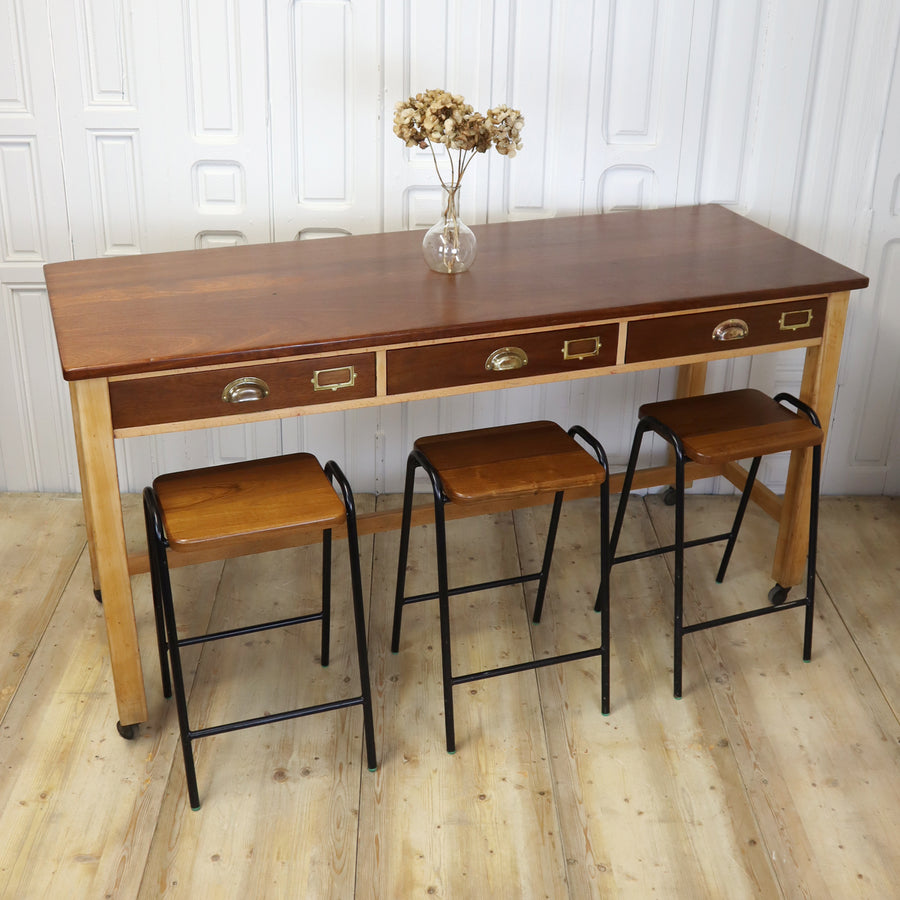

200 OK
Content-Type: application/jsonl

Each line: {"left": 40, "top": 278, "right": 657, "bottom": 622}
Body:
{"left": 421, "top": 183, "right": 477, "bottom": 275}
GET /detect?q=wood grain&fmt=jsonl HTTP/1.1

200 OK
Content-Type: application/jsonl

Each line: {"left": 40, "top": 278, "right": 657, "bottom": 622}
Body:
{"left": 45, "top": 207, "right": 867, "bottom": 381}
{"left": 109, "top": 352, "right": 376, "bottom": 430}
{"left": 638, "top": 388, "right": 823, "bottom": 464}
{"left": 152, "top": 453, "right": 346, "bottom": 551}
{"left": 1, "top": 492, "right": 899, "bottom": 896}
{"left": 70, "top": 379, "right": 148, "bottom": 726}
{"left": 0, "top": 493, "right": 85, "bottom": 719}
{"left": 385, "top": 323, "right": 618, "bottom": 395}
{"left": 773, "top": 291, "right": 851, "bottom": 587}
{"left": 359, "top": 498, "right": 570, "bottom": 898}
{"left": 413, "top": 420, "right": 608, "bottom": 503}
{"left": 646, "top": 494, "right": 900, "bottom": 898}
{"left": 625, "top": 296, "right": 827, "bottom": 363}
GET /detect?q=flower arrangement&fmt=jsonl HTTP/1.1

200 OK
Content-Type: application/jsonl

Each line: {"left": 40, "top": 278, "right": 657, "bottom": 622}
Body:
{"left": 393, "top": 89, "right": 524, "bottom": 273}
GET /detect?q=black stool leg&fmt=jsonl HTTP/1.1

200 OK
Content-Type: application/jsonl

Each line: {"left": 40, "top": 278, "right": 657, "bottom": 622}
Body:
{"left": 567, "top": 424, "right": 612, "bottom": 715}
{"left": 155, "top": 532, "right": 202, "bottom": 810}
{"left": 771, "top": 393, "right": 823, "bottom": 660}
{"left": 390, "top": 451, "right": 456, "bottom": 752}
{"left": 672, "top": 444, "right": 686, "bottom": 699}
{"left": 344, "top": 505, "right": 378, "bottom": 772}
{"left": 320, "top": 529, "right": 332, "bottom": 667}
{"left": 325, "top": 461, "right": 377, "bottom": 772}
{"left": 143, "top": 488, "right": 172, "bottom": 699}
{"left": 610, "top": 419, "right": 653, "bottom": 557}
{"left": 803, "top": 444, "right": 821, "bottom": 661}
{"left": 599, "top": 474, "right": 611, "bottom": 714}
{"left": 391, "top": 453, "right": 420, "bottom": 653}
{"left": 432, "top": 493, "right": 457, "bottom": 753}
{"left": 613, "top": 417, "right": 689, "bottom": 697}
{"left": 715, "top": 455, "right": 762, "bottom": 583}
{"left": 532, "top": 491, "right": 564, "bottom": 624}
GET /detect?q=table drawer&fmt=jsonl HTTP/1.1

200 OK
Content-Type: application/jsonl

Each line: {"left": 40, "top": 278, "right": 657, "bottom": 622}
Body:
{"left": 625, "top": 297, "right": 828, "bottom": 364}
{"left": 386, "top": 324, "right": 619, "bottom": 395}
{"left": 109, "top": 353, "right": 376, "bottom": 430}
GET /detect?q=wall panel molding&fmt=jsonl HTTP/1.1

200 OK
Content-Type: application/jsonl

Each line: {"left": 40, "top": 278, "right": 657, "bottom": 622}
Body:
{"left": 1, "top": 0, "right": 898, "bottom": 495}
{"left": 186, "top": 0, "right": 242, "bottom": 139}
{"left": 292, "top": 0, "right": 351, "bottom": 204}
{"left": 0, "top": 0, "right": 30, "bottom": 114}
{"left": 0, "top": 138, "right": 46, "bottom": 261}
{"left": 88, "top": 130, "right": 142, "bottom": 255}
{"left": 603, "top": 0, "right": 660, "bottom": 144}
{"left": 80, "top": 0, "right": 135, "bottom": 107}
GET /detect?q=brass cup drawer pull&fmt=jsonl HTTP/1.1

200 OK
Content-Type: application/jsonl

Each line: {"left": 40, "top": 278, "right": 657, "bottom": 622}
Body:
{"left": 779, "top": 308, "right": 813, "bottom": 331}
{"left": 562, "top": 336, "right": 601, "bottom": 360}
{"left": 485, "top": 346, "right": 528, "bottom": 371}
{"left": 311, "top": 365, "right": 357, "bottom": 392}
{"left": 221, "top": 376, "right": 270, "bottom": 403}
{"left": 712, "top": 318, "right": 749, "bottom": 341}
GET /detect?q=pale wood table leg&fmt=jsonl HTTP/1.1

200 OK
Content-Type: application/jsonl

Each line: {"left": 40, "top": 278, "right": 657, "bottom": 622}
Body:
{"left": 671, "top": 361, "right": 708, "bottom": 487}
{"left": 72, "top": 394, "right": 101, "bottom": 598}
{"left": 675, "top": 361, "right": 709, "bottom": 400}
{"left": 70, "top": 380, "right": 148, "bottom": 727}
{"left": 772, "top": 291, "right": 850, "bottom": 587}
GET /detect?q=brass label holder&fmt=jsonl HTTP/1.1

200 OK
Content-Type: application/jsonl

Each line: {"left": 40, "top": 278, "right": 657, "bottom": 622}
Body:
{"left": 311, "top": 365, "right": 357, "bottom": 391}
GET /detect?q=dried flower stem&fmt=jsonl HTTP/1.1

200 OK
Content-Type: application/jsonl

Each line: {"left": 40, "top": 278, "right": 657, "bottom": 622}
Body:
{"left": 394, "top": 90, "right": 523, "bottom": 273}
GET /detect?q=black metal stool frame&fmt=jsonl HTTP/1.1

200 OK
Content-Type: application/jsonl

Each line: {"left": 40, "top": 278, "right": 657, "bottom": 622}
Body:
{"left": 143, "top": 460, "right": 377, "bottom": 810}
{"left": 391, "top": 425, "right": 611, "bottom": 753}
{"left": 609, "top": 392, "right": 821, "bottom": 699}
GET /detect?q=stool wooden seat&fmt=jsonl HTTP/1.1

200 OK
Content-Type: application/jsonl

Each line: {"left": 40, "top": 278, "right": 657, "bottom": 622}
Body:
{"left": 611, "top": 389, "right": 823, "bottom": 698}
{"left": 392, "top": 420, "right": 611, "bottom": 753}
{"left": 413, "top": 420, "right": 611, "bottom": 502}
{"left": 153, "top": 454, "right": 349, "bottom": 550}
{"left": 143, "top": 453, "right": 376, "bottom": 809}
{"left": 637, "top": 389, "right": 824, "bottom": 464}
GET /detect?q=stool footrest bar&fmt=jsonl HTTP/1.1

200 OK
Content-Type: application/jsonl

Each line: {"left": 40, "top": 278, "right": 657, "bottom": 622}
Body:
{"left": 612, "top": 532, "right": 733, "bottom": 566}
{"left": 401, "top": 571, "right": 542, "bottom": 605}
{"left": 189, "top": 694, "right": 365, "bottom": 740}
{"left": 452, "top": 645, "right": 606, "bottom": 687}
{"left": 178, "top": 610, "right": 325, "bottom": 647}
{"left": 681, "top": 597, "right": 808, "bottom": 635}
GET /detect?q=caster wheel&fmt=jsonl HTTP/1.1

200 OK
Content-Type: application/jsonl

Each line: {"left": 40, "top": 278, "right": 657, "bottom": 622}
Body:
{"left": 768, "top": 584, "right": 790, "bottom": 606}
{"left": 116, "top": 721, "right": 138, "bottom": 740}
{"left": 663, "top": 486, "right": 678, "bottom": 506}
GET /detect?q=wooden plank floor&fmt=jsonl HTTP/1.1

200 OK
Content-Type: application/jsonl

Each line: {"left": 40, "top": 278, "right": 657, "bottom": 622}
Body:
{"left": 1, "top": 491, "right": 898, "bottom": 898}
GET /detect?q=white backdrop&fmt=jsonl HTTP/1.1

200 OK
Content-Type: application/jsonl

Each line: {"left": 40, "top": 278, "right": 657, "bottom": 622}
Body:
{"left": 1, "top": 0, "right": 898, "bottom": 496}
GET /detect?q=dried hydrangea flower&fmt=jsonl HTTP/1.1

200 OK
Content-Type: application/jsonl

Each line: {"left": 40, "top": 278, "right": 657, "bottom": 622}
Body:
{"left": 486, "top": 105, "right": 525, "bottom": 157}
{"left": 392, "top": 89, "right": 524, "bottom": 189}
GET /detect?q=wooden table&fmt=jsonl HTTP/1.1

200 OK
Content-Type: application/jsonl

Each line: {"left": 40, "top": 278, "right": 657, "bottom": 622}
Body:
{"left": 44, "top": 205, "right": 868, "bottom": 730}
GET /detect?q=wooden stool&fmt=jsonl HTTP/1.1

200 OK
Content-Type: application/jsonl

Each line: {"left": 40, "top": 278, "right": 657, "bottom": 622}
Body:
{"left": 610, "top": 389, "right": 823, "bottom": 698}
{"left": 143, "top": 453, "right": 377, "bottom": 809}
{"left": 391, "top": 421, "right": 611, "bottom": 753}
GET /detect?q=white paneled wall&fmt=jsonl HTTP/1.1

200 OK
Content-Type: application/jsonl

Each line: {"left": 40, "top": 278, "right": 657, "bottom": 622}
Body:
{"left": 1, "top": 0, "right": 898, "bottom": 496}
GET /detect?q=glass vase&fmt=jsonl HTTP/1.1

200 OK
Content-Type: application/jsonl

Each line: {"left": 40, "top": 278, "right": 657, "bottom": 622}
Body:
{"left": 422, "top": 185, "right": 477, "bottom": 274}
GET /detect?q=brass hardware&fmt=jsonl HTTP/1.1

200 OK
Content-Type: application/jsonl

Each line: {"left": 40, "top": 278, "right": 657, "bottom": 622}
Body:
{"left": 562, "top": 336, "right": 601, "bottom": 360}
{"left": 712, "top": 318, "right": 749, "bottom": 341}
{"left": 311, "top": 365, "right": 357, "bottom": 391}
{"left": 485, "top": 346, "right": 528, "bottom": 371}
{"left": 779, "top": 309, "right": 813, "bottom": 331}
{"left": 221, "top": 376, "right": 269, "bottom": 403}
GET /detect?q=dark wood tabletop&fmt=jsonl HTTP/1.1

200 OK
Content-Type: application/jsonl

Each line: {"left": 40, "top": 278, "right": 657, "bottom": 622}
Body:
{"left": 44, "top": 205, "right": 869, "bottom": 381}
